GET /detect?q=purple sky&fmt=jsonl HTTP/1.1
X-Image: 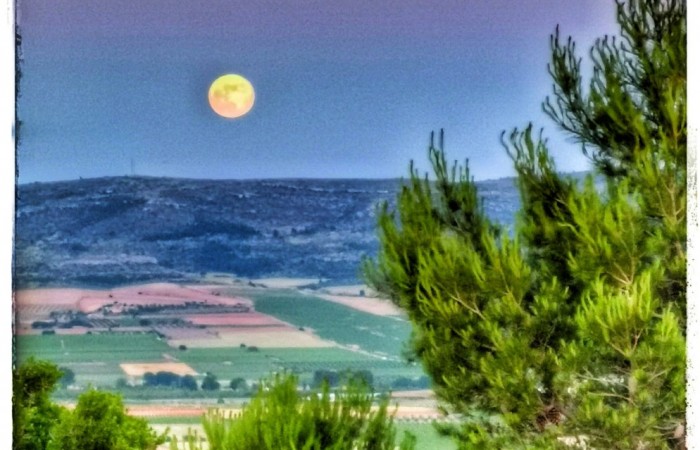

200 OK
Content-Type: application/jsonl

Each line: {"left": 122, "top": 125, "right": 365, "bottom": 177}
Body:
{"left": 16, "top": 0, "right": 619, "bottom": 182}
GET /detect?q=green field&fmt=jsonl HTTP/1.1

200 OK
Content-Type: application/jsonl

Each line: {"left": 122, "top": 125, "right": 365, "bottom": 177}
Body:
{"left": 16, "top": 333, "right": 172, "bottom": 387}
{"left": 16, "top": 333, "right": 172, "bottom": 363}
{"left": 15, "top": 333, "right": 425, "bottom": 392}
{"left": 245, "top": 289, "right": 413, "bottom": 358}
{"left": 178, "top": 347, "right": 424, "bottom": 387}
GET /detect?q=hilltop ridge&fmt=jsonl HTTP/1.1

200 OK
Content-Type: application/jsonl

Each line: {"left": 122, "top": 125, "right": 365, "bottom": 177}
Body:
{"left": 14, "top": 174, "right": 592, "bottom": 288}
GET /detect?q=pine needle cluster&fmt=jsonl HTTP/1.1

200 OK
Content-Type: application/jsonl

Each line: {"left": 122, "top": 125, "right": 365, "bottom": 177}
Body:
{"left": 364, "top": 1, "right": 686, "bottom": 448}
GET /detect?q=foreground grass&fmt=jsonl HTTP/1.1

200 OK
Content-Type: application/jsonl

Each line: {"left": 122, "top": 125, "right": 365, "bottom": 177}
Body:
{"left": 148, "top": 417, "right": 456, "bottom": 450}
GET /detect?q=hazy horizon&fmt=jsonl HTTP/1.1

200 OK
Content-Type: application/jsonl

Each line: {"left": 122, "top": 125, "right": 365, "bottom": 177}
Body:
{"left": 16, "top": 168, "right": 594, "bottom": 187}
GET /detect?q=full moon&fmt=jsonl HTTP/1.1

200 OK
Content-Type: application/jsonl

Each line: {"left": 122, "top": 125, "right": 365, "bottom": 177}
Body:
{"left": 208, "top": 74, "right": 255, "bottom": 119}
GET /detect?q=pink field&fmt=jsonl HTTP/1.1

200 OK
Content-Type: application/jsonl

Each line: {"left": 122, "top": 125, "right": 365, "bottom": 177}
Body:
{"left": 120, "top": 362, "right": 198, "bottom": 377}
{"left": 127, "top": 405, "right": 211, "bottom": 417}
{"left": 15, "top": 283, "right": 253, "bottom": 319}
{"left": 315, "top": 294, "right": 404, "bottom": 317}
{"left": 169, "top": 326, "right": 335, "bottom": 349}
{"left": 186, "top": 313, "right": 284, "bottom": 327}
{"left": 15, "top": 304, "right": 68, "bottom": 326}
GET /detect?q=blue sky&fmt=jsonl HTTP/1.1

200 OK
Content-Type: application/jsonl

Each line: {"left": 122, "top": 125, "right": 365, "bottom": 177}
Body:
{"left": 16, "top": 0, "right": 618, "bottom": 182}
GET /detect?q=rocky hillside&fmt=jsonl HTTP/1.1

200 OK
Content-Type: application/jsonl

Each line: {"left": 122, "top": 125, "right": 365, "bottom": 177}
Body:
{"left": 14, "top": 176, "right": 525, "bottom": 288}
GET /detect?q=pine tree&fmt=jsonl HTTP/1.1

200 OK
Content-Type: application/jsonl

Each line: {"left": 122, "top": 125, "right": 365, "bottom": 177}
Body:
{"left": 364, "top": 1, "right": 685, "bottom": 448}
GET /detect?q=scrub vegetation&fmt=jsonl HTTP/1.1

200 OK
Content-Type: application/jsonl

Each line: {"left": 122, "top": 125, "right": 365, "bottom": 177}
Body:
{"left": 168, "top": 373, "right": 416, "bottom": 450}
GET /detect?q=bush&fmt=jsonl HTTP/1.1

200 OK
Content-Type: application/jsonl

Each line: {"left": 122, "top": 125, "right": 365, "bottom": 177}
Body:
{"left": 390, "top": 376, "right": 429, "bottom": 390}
{"left": 312, "top": 369, "right": 340, "bottom": 388}
{"left": 201, "top": 373, "right": 220, "bottom": 391}
{"left": 169, "top": 373, "right": 415, "bottom": 450}
{"left": 13, "top": 359, "right": 164, "bottom": 450}
{"left": 58, "top": 367, "right": 75, "bottom": 388}
{"left": 48, "top": 389, "right": 165, "bottom": 450}
{"left": 181, "top": 375, "right": 198, "bottom": 391}
{"left": 32, "top": 320, "right": 54, "bottom": 329}
{"left": 13, "top": 358, "right": 64, "bottom": 450}
{"left": 229, "top": 377, "right": 247, "bottom": 391}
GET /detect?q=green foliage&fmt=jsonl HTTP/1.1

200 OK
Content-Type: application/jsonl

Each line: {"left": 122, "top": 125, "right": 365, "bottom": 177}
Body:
{"left": 364, "top": 0, "right": 685, "bottom": 448}
{"left": 170, "top": 373, "right": 415, "bottom": 450}
{"left": 312, "top": 369, "right": 375, "bottom": 389}
{"left": 116, "top": 377, "right": 129, "bottom": 389}
{"left": 13, "top": 358, "right": 64, "bottom": 450}
{"left": 201, "top": 372, "right": 221, "bottom": 391}
{"left": 142, "top": 370, "right": 199, "bottom": 390}
{"left": 49, "top": 389, "right": 166, "bottom": 450}
{"left": 13, "top": 359, "right": 165, "bottom": 450}
{"left": 229, "top": 377, "right": 247, "bottom": 391}
{"left": 182, "top": 375, "right": 199, "bottom": 391}
{"left": 58, "top": 366, "right": 76, "bottom": 388}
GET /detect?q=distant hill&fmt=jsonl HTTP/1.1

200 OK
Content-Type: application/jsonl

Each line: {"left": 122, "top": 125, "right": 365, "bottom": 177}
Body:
{"left": 14, "top": 174, "right": 589, "bottom": 289}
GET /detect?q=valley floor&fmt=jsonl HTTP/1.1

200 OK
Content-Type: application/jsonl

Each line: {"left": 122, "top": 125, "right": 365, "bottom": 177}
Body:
{"left": 15, "top": 275, "right": 449, "bottom": 447}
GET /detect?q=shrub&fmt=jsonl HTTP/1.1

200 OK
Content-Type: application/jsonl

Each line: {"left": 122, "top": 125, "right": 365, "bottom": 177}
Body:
{"left": 13, "top": 359, "right": 164, "bottom": 450}
{"left": 169, "top": 373, "right": 415, "bottom": 450}
{"left": 13, "top": 358, "right": 64, "bottom": 450}
{"left": 181, "top": 375, "right": 198, "bottom": 391}
{"left": 229, "top": 377, "right": 247, "bottom": 391}
{"left": 201, "top": 373, "right": 220, "bottom": 391}
{"left": 58, "top": 367, "right": 75, "bottom": 388}
{"left": 48, "top": 389, "right": 165, "bottom": 450}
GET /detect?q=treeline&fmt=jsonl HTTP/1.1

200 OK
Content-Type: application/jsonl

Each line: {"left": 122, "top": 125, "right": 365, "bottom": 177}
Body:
{"left": 142, "top": 371, "right": 198, "bottom": 390}
{"left": 311, "top": 369, "right": 373, "bottom": 388}
{"left": 310, "top": 369, "right": 429, "bottom": 391}
{"left": 116, "top": 371, "right": 252, "bottom": 393}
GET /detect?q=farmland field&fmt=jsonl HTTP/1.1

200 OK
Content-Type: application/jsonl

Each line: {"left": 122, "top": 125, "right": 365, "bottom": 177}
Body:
{"left": 15, "top": 283, "right": 431, "bottom": 420}
{"left": 239, "top": 289, "right": 412, "bottom": 358}
{"left": 16, "top": 333, "right": 174, "bottom": 387}
{"left": 176, "top": 347, "right": 424, "bottom": 386}
{"left": 16, "top": 334, "right": 172, "bottom": 363}
{"left": 169, "top": 326, "right": 334, "bottom": 349}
